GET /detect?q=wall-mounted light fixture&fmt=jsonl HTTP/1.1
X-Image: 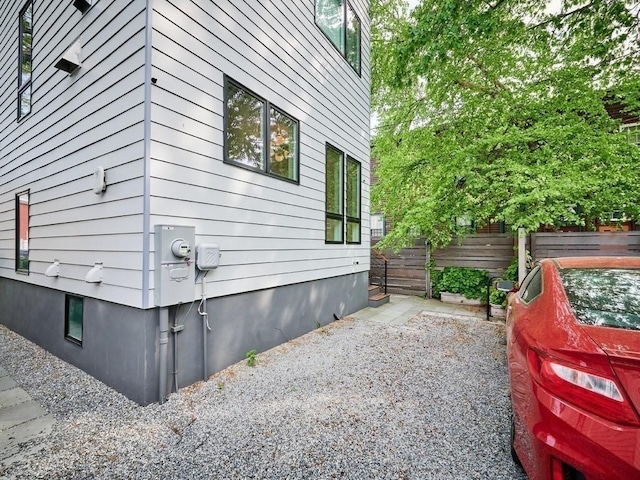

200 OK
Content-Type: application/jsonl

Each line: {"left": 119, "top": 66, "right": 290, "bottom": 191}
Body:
{"left": 54, "top": 40, "right": 82, "bottom": 74}
{"left": 73, "top": 0, "right": 92, "bottom": 14}
{"left": 93, "top": 166, "right": 107, "bottom": 194}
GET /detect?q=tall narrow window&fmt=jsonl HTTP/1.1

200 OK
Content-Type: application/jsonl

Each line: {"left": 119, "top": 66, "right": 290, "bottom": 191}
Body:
{"left": 346, "top": 4, "right": 361, "bottom": 74}
{"left": 15, "top": 192, "right": 29, "bottom": 273}
{"left": 346, "top": 156, "right": 361, "bottom": 244}
{"left": 224, "top": 77, "right": 300, "bottom": 183}
{"left": 325, "top": 144, "right": 344, "bottom": 243}
{"left": 316, "top": 0, "right": 344, "bottom": 52}
{"left": 269, "top": 107, "right": 298, "bottom": 181}
{"left": 18, "top": 1, "right": 33, "bottom": 120}
{"left": 226, "top": 81, "right": 265, "bottom": 169}
{"left": 315, "top": 0, "right": 361, "bottom": 75}
{"left": 65, "top": 295, "right": 84, "bottom": 345}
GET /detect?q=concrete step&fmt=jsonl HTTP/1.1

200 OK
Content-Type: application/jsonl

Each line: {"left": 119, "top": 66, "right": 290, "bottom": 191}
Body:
{"left": 368, "top": 292, "right": 391, "bottom": 308}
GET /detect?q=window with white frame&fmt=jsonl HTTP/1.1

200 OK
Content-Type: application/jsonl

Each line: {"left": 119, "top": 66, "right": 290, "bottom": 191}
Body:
{"left": 315, "top": 0, "right": 361, "bottom": 74}
{"left": 621, "top": 123, "right": 640, "bottom": 145}
{"left": 371, "top": 213, "right": 385, "bottom": 239}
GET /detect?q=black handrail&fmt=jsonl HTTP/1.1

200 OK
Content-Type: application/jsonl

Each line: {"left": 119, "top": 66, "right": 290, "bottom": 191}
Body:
{"left": 370, "top": 248, "right": 389, "bottom": 294}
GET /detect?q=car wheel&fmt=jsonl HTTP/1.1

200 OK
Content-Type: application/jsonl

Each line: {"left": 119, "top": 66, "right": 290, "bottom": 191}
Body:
{"left": 511, "top": 414, "right": 523, "bottom": 468}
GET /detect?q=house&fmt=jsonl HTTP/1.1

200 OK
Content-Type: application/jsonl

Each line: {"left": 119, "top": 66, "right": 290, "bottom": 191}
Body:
{"left": 0, "top": 0, "right": 371, "bottom": 405}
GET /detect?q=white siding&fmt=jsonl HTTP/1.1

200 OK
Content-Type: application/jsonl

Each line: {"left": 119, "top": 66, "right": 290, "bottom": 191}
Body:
{"left": 0, "top": 0, "right": 147, "bottom": 307}
{"left": 148, "top": 0, "right": 371, "bottom": 303}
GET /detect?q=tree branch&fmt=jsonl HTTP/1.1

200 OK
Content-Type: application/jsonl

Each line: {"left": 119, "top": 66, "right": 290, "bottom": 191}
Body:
{"left": 527, "top": 1, "right": 595, "bottom": 30}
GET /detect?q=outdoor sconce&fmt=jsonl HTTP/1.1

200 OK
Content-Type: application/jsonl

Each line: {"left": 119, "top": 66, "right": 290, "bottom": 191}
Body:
{"left": 54, "top": 40, "right": 82, "bottom": 74}
{"left": 73, "top": 0, "right": 92, "bottom": 13}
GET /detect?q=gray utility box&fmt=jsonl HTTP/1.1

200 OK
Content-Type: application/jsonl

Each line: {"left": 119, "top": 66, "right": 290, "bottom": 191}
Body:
{"left": 154, "top": 225, "right": 196, "bottom": 307}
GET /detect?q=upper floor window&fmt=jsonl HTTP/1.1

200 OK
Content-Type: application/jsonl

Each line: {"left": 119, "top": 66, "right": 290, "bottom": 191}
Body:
{"left": 224, "top": 77, "right": 299, "bottom": 183}
{"left": 371, "top": 213, "right": 385, "bottom": 239}
{"left": 16, "top": 192, "right": 29, "bottom": 273}
{"left": 315, "top": 0, "right": 361, "bottom": 75}
{"left": 18, "top": 1, "right": 33, "bottom": 120}
{"left": 621, "top": 123, "right": 640, "bottom": 145}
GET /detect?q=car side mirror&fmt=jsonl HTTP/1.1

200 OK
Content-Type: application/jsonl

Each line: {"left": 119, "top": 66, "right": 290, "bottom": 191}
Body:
{"left": 495, "top": 280, "right": 517, "bottom": 292}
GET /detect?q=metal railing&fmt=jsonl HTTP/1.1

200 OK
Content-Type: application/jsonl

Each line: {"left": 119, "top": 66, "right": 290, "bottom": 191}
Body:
{"left": 370, "top": 248, "right": 389, "bottom": 294}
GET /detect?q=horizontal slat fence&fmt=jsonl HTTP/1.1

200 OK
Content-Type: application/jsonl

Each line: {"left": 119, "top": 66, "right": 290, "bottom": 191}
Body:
{"left": 432, "top": 234, "right": 516, "bottom": 277}
{"left": 371, "top": 238, "right": 427, "bottom": 295}
{"left": 531, "top": 231, "right": 640, "bottom": 260}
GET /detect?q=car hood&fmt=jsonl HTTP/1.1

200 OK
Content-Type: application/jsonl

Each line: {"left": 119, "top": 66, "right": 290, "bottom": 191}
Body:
{"left": 583, "top": 325, "right": 640, "bottom": 414}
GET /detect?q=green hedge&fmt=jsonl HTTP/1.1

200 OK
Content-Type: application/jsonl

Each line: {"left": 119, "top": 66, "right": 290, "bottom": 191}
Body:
{"left": 433, "top": 266, "right": 489, "bottom": 300}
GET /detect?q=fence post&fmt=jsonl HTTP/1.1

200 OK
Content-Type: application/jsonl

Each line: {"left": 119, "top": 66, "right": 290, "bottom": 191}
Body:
{"left": 425, "top": 241, "right": 431, "bottom": 298}
{"left": 518, "top": 228, "right": 527, "bottom": 284}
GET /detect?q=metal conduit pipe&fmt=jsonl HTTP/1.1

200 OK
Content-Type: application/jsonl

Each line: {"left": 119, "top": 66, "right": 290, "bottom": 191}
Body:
{"left": 158, "top": 307, "right": 169, "bottom": 404}
{"left": 198, "top": 271, "right": 211, "bottom": 381}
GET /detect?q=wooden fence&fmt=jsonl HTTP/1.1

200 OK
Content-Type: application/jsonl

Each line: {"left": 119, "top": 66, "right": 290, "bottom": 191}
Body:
{"left": 431, "top": 233, "right": 516, "bottom": 277}
{"left": 530, "top": 231, "right": 640, "bottom": 260}
{"left": 371, "top": 238, "right": 427, "bottom": 295}
{"left": 371, "top": 231, "right": 640, "bottom": 298}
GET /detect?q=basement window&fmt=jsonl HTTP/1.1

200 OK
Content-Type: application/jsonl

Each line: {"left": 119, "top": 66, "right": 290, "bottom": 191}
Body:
{"left": 65, "top": 295, "right": 84, "bottom": 345}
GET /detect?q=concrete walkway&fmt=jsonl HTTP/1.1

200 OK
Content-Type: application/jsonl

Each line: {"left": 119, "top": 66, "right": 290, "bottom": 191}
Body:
{"left": 0, "top": 294, "right": 492, "bottom": 471}
{"left": 352, "top": 293, "right": 488, "bottom": 325}
{"left": 0, "top": 365, "right": 55, "bottom": 471}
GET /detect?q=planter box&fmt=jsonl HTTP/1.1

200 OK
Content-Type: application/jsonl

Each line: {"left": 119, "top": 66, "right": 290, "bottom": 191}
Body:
{"left": 440, "top": 292, "right": 485, "bottom": 306}
{"left": 490, "top": 305, "right": 506, "bottom": 318}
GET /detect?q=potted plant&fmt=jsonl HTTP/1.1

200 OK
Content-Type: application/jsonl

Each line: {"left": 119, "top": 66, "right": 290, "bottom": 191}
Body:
{"left": 435, "top": 266, "right": 489, "bottom": 306}
{"left": 489, "top": 287, "right": 507, "bottom": 318}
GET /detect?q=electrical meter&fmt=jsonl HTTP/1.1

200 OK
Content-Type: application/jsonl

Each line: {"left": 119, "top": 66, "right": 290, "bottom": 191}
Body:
{"left": 154, "top": 225, "right": 195, "bottom": 307}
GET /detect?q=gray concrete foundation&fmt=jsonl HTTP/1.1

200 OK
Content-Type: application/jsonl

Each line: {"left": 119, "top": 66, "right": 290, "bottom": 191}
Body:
{"left": 0, "top": 273, "right": 368, "bottom": 404}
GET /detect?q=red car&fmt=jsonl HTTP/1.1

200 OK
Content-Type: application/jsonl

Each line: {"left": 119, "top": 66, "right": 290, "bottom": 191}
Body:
{"left": 506, "top": 257, "right": 640, "bottom": 480}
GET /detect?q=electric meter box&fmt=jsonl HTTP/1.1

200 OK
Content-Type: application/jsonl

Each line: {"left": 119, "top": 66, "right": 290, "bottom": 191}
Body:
{"left": 154, "top": 225, "right": 195, "bottom": 307}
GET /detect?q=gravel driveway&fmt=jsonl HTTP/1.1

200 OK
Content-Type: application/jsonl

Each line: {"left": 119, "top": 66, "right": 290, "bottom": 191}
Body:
{"left": 0, "top": 311, "right": 526, "bottom": 479}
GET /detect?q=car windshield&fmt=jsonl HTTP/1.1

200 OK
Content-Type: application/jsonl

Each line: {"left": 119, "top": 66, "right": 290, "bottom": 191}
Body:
{"left": 560, "top": 268, "right": 640, "bottom": 330}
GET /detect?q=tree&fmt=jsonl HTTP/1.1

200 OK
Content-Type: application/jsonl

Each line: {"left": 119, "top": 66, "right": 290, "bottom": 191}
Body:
{"left": 371, "top": 0, "right": 640, "bottom": 249}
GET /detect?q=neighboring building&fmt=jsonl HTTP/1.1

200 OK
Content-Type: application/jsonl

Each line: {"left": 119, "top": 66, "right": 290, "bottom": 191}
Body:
{"left": 0, "top": 0, "right": 370, "bottom": 404}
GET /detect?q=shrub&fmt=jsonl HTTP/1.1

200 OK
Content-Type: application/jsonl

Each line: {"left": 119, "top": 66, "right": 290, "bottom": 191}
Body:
{"left": 435, "top": 266, "right": 489, "bottom": 300}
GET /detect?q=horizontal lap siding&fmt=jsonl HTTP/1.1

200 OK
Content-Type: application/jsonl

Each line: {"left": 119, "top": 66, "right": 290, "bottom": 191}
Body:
{"left": 0, "top": 0, "right": 147, "bottom": 308}
{"left": 149, "top": 0, "right": 371, "bottom": 302}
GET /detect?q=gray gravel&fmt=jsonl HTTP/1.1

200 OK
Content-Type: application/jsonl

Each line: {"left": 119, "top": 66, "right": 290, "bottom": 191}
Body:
{"left": 0, "top": 312, "right": 526, "bottom": 479}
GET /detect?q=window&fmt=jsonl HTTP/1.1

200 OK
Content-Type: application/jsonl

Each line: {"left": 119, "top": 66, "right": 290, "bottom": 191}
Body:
{"left": 346, "top": 156, "right": 361, "bottom": 244}
{"left": 325, "top": 144, "right": 344, "bottom": 243}
{"left": 621, "top": 123, "right": 640, "bottom": 145}
{"left": 65, "top": 295, "right": 84, "bottom": 345}
{"left": 519, "top": 266, "right": 542, "bottom": 303}
{"left": 315, "top": 0, "right": 361, "bottom": 74}
{"left": 325, "top": 145, "right": 362, "bottom": 244}
{"left": 15, "top": 192, "right": 29, "bottom": 273}
{"left": 18, "top": 1, "right": 33, "bottom": 120}
{"left": 224, "top": 77, "right": 299, "bottom": 183}
{"left": 371, "top": 213, "right": 385, "bottom": 239}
